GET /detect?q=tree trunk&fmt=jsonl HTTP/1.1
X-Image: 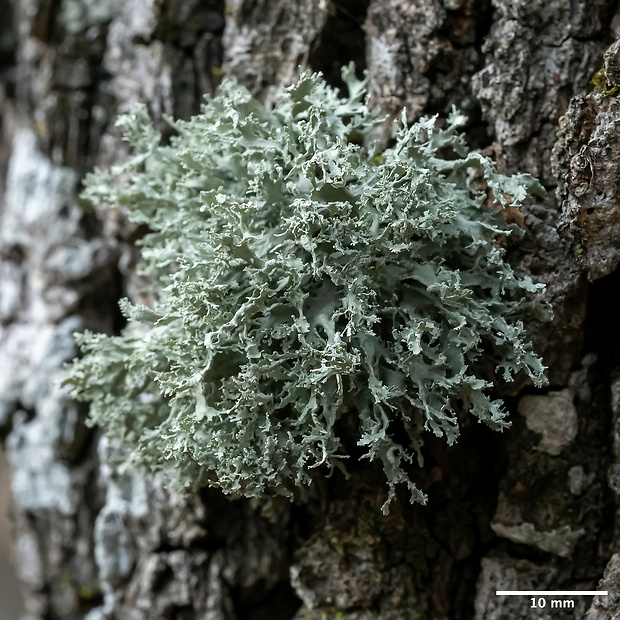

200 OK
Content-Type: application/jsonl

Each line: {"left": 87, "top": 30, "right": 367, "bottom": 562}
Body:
{"left": 1, "top": 1, "right": 620, "bottom": 619}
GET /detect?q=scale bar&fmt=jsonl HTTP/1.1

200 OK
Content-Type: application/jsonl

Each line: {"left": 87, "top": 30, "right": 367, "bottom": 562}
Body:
{"left": 496, "top": 591, "right": 607, "bottom": 596}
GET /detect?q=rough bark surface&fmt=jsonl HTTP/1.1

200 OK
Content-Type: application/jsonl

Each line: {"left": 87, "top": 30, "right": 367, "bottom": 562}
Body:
{"left": 554, "top": 91, "right": 620, "bottom": 282}
{"left": 2, "top": 1, "right": 620, "bottom": 619}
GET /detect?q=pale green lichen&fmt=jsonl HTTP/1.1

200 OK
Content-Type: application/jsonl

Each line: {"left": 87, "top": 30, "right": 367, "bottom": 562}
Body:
{"left": 64, "top": 65, "right": 547, "bottom": 512}
{"left": 59, "top": 0, "right": 113, "bottom": 34}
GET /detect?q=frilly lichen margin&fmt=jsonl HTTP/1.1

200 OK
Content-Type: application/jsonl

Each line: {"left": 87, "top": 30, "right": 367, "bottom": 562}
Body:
{"left": 63, "top": 64, "right": 548, "bottom": 513}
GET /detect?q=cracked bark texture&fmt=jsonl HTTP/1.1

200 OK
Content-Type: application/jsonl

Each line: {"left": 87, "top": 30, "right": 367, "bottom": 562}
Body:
{"left": 2, "top": 1, "right": 620, "bottom": 619}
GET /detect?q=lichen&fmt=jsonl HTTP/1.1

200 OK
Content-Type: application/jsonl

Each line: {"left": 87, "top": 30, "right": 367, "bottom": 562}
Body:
{"left": 58, "top": 0, "right": 113, "bottom": 34}
{"left": 63, "top": 65, "right": 547, "bottom": 512}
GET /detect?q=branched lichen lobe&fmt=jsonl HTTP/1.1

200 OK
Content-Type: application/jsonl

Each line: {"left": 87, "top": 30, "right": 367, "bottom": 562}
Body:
{"left": 64, "top": 66, "right": 547, "bottom": 512}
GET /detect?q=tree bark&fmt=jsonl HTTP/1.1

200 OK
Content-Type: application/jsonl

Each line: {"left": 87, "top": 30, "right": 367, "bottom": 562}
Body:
{"left": 1, "top": 1, "right": 620, "bottom": 619}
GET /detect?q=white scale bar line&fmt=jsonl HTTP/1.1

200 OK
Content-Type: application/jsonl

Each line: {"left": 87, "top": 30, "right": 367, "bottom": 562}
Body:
{"left": 496, "top": 591, "right": 608, "bottom": 596}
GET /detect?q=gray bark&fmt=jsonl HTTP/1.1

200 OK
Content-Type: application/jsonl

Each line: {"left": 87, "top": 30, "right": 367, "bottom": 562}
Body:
{"left": 1, "top": 1, "right": 620, "bottom": 619}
